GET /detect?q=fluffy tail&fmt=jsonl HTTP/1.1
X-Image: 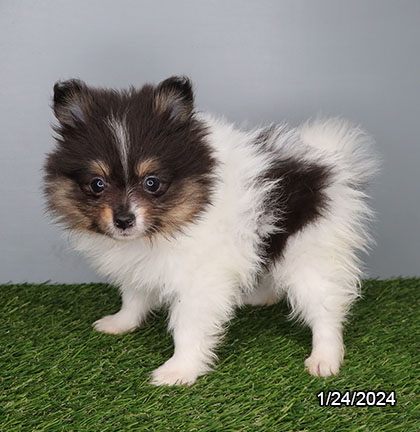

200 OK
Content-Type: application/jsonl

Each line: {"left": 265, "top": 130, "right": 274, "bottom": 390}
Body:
{"left": 298, "top": 117, "right": 379, "bottom": 187}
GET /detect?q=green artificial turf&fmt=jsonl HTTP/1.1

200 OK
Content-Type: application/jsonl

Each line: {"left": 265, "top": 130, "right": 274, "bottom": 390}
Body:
{"left": 1, "top": 279, "right": 419, "bottom": 431}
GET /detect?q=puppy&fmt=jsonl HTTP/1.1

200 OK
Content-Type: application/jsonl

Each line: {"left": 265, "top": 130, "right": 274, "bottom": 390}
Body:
{"left": 44, "top": 76, "right": 377, "bottom": 385}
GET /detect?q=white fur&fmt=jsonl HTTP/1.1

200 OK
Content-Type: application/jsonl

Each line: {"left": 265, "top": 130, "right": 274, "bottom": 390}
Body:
{"left": 70, "top": 115, "right": 377, "bottom": 385}
{"left": 107, "top": 115, "right": 129, "bottom": 179}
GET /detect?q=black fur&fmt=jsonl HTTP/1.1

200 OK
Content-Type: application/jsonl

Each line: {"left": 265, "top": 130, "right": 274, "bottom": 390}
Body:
{"left": 53, "top": 79, "right": 86, "bottom": 106}
{"left": 49, "top": 78, "right": 212, "bottom": 182}
{"left": 45, "top": 77, "right": 216, "bottom": 236}
{"left": 155, "top": 75, "right": 194, "bottom": 120}
{"left": 261, "top": 152, "right": 331, "bottom": 264}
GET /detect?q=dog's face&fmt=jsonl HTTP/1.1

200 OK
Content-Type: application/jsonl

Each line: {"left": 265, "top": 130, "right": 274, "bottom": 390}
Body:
{"left": 44, "top": 77, "right": 215, "bottom": 240}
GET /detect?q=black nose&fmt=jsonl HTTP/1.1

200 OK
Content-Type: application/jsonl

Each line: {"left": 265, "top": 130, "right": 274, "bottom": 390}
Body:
{"left": 114, "top": 212, "right": 135, "bottom": 230}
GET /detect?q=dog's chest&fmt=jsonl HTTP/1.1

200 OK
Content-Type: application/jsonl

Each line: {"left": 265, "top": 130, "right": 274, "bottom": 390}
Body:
{"left": 73, "top": 233, "right": 192, "bottom": 290}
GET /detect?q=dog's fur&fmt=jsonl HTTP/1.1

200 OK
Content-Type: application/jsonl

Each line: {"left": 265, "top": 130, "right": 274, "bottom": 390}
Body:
{"left": 44, "top": 77, "right": 377, "bottom": 385}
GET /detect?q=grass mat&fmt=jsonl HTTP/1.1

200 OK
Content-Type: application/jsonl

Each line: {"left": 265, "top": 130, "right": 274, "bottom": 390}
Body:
{"left": 1, "top": 279, "right": 419, "bottom": 431}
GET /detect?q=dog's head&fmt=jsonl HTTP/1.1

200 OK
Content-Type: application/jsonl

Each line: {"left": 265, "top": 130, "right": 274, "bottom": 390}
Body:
{"left": 44, "top": 77, "right": 215, "bottom": 240}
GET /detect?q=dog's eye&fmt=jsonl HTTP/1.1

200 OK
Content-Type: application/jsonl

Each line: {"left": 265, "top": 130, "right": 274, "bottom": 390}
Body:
{"left": 143, "top": 176, "right": 161, "bottom": 193}
{"left": 90, "top": 177, "right": 105, "bottom": 194}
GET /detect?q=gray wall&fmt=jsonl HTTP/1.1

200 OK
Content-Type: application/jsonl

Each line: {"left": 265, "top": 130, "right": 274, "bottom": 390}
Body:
{"left": 1, "top": 0, "right": 419, "bottom": 283}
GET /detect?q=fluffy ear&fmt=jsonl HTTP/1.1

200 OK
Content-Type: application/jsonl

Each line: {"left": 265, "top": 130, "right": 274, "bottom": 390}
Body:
{"left": 154, "top": 76, "right": 194, "bottom": 121}
{"left": 53, "top": 79, "right": 90, "bottom": 127}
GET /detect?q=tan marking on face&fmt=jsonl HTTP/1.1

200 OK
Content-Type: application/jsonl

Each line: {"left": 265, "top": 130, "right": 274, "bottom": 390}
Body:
{"left": 101, "top": 205, "right": 113, "bottom": 224}
{"left": 96, "top": 204, "right": 113, "bottom": 233}
{"left": 46, "top": 178, "right": 91, "bottom": 230}
{"left": 89, "top": 160, "right": 110, "bottom": 177}
{"left": 136, "top": 159, "right": 160, "bottom": 177}
{"left": 161, "top": 180, "right": 208, "bottom": 236}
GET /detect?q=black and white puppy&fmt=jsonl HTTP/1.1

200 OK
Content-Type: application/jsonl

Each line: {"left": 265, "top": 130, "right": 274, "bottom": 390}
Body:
{"left": 44, "top": 77, "right": 377, "bottom": 385}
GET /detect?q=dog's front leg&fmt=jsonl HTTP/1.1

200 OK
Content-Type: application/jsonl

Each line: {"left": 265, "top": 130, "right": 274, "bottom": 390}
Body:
{"left": 151, "top": 272, "right": 238, "bottom": 386}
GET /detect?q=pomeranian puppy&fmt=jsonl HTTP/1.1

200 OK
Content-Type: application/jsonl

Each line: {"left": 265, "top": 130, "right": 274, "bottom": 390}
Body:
{"left": 44, "top": 76, "right": 377, "bottom": 385}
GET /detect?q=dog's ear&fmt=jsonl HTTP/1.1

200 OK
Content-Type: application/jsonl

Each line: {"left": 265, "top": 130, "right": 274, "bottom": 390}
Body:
{"left": 154, "top": 76, "right": 194, "bottom": 121}
{"left": 53, "top": 79, "right": 90, "bottom": 127}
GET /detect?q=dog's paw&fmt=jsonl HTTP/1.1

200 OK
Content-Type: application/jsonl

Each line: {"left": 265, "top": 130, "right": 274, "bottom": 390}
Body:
{"left": 93, "top": 313, "right": 137, "bottom": 335}
{"left": 304, "top": 351, "right": 342, "bottom": 377}
{"left": 151, "top": 358, "right": 201, "bottom": 386}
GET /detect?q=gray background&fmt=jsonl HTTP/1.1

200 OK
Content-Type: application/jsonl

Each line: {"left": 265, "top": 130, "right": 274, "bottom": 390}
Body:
{"left": 1, "top": 0, "right": 419, "bottom": 283}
